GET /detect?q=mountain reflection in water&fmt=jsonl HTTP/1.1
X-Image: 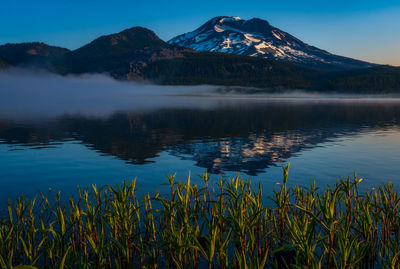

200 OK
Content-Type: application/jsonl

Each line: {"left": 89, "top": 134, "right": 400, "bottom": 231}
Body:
{"left": 1, "top": 101, "right": 400, "bottom": 176}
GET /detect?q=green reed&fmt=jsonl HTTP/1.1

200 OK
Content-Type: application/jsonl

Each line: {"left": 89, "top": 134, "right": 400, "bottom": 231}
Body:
{"left": 1, "top": 165, "right": 400, "bottom": 268}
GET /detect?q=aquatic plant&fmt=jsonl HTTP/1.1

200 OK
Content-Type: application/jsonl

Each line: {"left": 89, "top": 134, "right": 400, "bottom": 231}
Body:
{"left": 0, "top": 165, "right": 399, "bottom": 268}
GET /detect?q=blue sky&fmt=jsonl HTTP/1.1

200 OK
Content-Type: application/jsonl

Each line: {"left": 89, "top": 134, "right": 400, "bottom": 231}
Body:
{"left": 1, "top": 0, "right": 399, "bottom": 65}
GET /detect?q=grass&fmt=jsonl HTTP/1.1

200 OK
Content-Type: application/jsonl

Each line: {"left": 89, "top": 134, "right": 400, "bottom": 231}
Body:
{"left": 0, "top": 164, "right": 400, "bottom": 268}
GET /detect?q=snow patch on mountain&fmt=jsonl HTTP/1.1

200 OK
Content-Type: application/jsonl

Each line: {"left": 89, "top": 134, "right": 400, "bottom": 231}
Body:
{"left": 218, "top": 16, "right": 242, "bottom": 23}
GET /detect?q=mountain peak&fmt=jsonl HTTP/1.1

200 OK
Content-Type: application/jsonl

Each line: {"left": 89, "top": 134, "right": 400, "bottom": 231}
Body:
{"left": 169, "top": 16, "right": 373, "bottom": 69}
{"left": 81, "top": 26, "right": 167, "bottom": 51}
{"left": 69, "top": 26, "right": 172, "bottom": 61}
{"left": 117, "top": 26, "right": 162, "bottom": 42}
{"left": 215, "top": 16, "right": 243, "bottom": 23}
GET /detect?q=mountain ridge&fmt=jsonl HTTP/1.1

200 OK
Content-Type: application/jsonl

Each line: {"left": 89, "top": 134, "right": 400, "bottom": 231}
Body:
{"left": 0, "top": 24, "right": 399, "bottom": 93}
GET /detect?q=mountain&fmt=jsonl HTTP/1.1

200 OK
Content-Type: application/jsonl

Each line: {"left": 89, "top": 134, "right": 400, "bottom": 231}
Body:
{"left": 55, "top": 27, "right": 193, "bottom": 79}
{"left": 169, "top": 16, "right": 374, "bottom": 70}
{"left": 0, "top": 42, "right": 69, "bottom": 67}
{"left": 0, "top": 25, "right": 399, "bottom": 93}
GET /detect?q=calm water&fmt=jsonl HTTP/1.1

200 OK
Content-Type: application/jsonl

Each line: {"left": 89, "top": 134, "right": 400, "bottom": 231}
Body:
{"left": 1, "top": 98, "right": 400, "bottom": 204}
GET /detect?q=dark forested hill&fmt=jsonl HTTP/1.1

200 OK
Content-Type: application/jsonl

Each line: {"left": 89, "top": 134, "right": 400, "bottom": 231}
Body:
{"left": 52, "top": 27, "right": 193, "bottom": 78}
{"left": 315, "top": 65, "right": 400, "bottom": 93}
{"left": 142, "top": 52, "right": 320, "bottom": 89}
{"left": 0, "top": 42, "right": 69, "bottom": 67}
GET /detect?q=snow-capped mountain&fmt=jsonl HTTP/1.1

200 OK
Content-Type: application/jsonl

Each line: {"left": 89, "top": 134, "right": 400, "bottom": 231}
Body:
{"left": 169, "top": 16, "right": 373, "bottom": 69}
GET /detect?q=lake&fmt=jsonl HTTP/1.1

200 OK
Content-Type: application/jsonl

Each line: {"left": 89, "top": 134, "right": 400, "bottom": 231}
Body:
{"left": 1, "top": 92, "right": 400, "bottom": 205}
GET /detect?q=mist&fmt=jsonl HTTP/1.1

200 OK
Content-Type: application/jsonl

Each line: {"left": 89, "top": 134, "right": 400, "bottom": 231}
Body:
{"left": 1, "top": 68, "right": 400, "bottom": 120}
{"left": 0, "top": 69, "right": 221, "bottom": 119}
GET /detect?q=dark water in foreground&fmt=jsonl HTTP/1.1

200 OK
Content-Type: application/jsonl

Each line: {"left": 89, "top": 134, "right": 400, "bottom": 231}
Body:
{"left": 1, "top": 98, "right": 400, "bottom": 204}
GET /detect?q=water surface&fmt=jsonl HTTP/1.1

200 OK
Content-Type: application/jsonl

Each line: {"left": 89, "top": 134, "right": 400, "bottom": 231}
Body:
{"left": 1, "top": 97, "right": 400, "bottom": 204}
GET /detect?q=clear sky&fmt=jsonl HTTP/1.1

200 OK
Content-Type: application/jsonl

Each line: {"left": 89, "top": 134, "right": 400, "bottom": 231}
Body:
{"left": 1, "top": 0, "right": 399, "bottom": 66}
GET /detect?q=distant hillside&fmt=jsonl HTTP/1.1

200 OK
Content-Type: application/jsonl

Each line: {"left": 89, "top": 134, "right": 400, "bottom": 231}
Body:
{"left": 142, "top": 51, "right": 319, "bottom": 89}
{"left": 142, "top": 55, "right": 400, "bottom": 93}
{"left": 315, "top": 65, "right": 400, "bottom": 93}
{"left": 0, "top": 42, "right": 69, "bottom": 66}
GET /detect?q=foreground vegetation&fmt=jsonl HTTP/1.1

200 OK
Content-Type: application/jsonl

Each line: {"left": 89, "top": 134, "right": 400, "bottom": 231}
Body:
{"left": 1, "top": 166, "right": 400, "bottom": 268}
